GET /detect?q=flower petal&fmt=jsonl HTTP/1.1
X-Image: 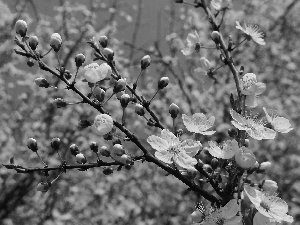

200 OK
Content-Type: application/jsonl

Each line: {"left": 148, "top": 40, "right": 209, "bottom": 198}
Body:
{"left": 160, "top": 129, "right": 180, "bottom": 145}
{"left": 147, "top": 135, "right": 169, "bottom": 151}
{"left": 155, "top": 150, "right": 173, "bottom": 164}
{"left": 245, "top": 95, "right": 258, "bottom": 108}
{"left": 254, "top": 82, "right": 266, "bottom": 95}
{"left": 235, "top": 21, "right": 245, "bottom": 32}
{"left": 244, "top": 185, "right": 262, "bottom": 207}
{"left": 273, "top": 117, "right": 293, "bottom": 133}
{"left": 253, "top": 212, "right": 276, "bottom": 225}
{"left": 182, "top": 114, "right": 199, "bottom": 133}
{"left": 230, "top": 109, "right": 247, "bottom": 126}
{"left": 181, "top": 139, "right": 202, "bottom": 157}
{"left": 221, "top": 199, "right": 239, "bottom": 219}
{"left": 173, "top": 151, "right": 197, "bottom": 169}
{"left": 199, "top": 130, "right": 216, "bottom": 135}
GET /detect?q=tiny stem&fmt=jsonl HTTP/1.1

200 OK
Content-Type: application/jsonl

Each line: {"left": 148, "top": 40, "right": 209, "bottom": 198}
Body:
{"left": 67, "top": 101, "right": 83, "bottom": 105}
{"left": 172, "top": 117, "right": 176, "bottom": 133}
{"left": 200, "top": 45, "right": 217, "bottom": 49}
{"left": 51, "top": 171, "right": 63, "bottom": 184}
{"left": 122, "top": 107, "right": 126, "bottom": 125}
{"left": 56, "top": 53, "right": 61, "bottom": 69}
{"left": 149, "top": 89, "right": 159, "bottom": 103}
{"left": 95, "top": 152, "right": 101, "bottom": 162}
{"left": 35, "top": 152, "right": 47, "bottom": 167}
{"left": 103, "top": 92, "right": 115, "bottom": 105}
{"left": 56, "top": 150, "right": 63, "bottom": 162}
{"left": 231, "top": 37, "right": 247, "bottom": 51}
{"left": 212, "top": 64, "right": 226, "bottom": 72}
{"left": 72, "top": 67, "right": 79, "bottom": 84}
{"left": 41, "top": 48, "right": 52, "bottom": 58}
{"left": 133, "top": 69, "right": 144, "bottom": 91}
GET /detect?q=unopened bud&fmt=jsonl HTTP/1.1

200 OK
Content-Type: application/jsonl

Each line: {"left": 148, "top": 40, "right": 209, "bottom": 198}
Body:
{"left": 258, "top": 161, "right": 271, "bottom": 173}
{"left": 63, "top": 70, "right": 72, "bottom": 80}
{"left": 158, "top": 77, "right": 169, "bottom": 89}
{"left": 52, "top": 98, "right": 67, "bottom": 108}
{"left": 211, "top": 158, "right": 219, "bottom": 169}
{"left": 90, "top": 142, "right": 99, "bottom": 153}
{"left": 69, "top": 144, "right": 80, "bottom": 156}
{"left": 50, "top": 137, "right": 60, "bottom": 150}
{"left": 15, "top": 20, "right": 27, "bottom": 37}
{"left": 191, "top": 210, "right": 205, "bottom": 223}
{"left": 235, "top": 147, "right": 256, "bottom": 169}
{"left": 169, "top": 103, "right": 179, "bottom": 118}
{"left": 120, "top": 93, "right": 130, "bottom": 108}
{"left": 28, "top": 36, "right": 39, "bottom": 50}
{"left": 113, "top": 79, "right": 126, "bottom": 93}
{"left": 37, "top": 181, "right": 51, "bottom": 193}
{"left": 76, "top": 153, "right": 87, "bottom": 164}
{"left": 103, "top": 48, "right": 114, "bottom": 61}
{"left": 203, "top": 164, "right": 213, "bottom": 173}
{"left": 99, "top": 35, "right": 108, "bottom": 48}
{"left": 119, "top": 154, "right": 132, "bottom": 165}
{"left": 100, "top": 146, "right": 110, "bottom": 157}
{"left": 27, "top": 58, "right": 34, "bottom": 67}
{"left": 35, "top": 78, "right": 50, "bottom": 88}
{"left": 75, "top": 53, "right": 85, "bottom": 67}
{"left": 135, "top": 103, "right": 145, "bottom": 116}
{"left": 262, "top": 180, "right": 278, "bottom": 194}
{"left": 27, "top": 138, "right": 38, "bottom": 152}
{"left": 112, "top": 144, "right": 125, "bottom": 156}
{"left": 50, "top": 33, "right": 62, "bottom": 52}
{"left": 211, "top": 31, "right": 221, "bottom": 43}
{"left": 199, "top": 57, "right": 211, "bottom": 70}
{"left": 141, "top": 55, "right": 151, "bottom": 70}
{"left": 93, "top": 87, "right": 106, "bottom": 102}
{"left": 103, "top": 167, "right": 114, "bottom": 175}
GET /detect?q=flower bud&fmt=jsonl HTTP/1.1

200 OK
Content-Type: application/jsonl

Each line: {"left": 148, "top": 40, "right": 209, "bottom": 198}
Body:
{"left": 120, "top": 93, "right": 130, "bottom": 108}
{"left": 191, "top": 210, "right": 205, "bottom": 223}
{"left": 112, "top": 144, "right": 125, "bottom": 156}
{"left": 119, "top": 154, "right": 132, "bottom": 165}
{"left": 103, "top": 47, "right": 114, "bottom": 61}
{"left": 35, "top": 78, "right": 50, "bottom": 88}
{"left": 211, "top": 158, "right": 219, "bottom": 169}
{"left": 113, "top": 79, "right": 126, "bottom": 93}
{"left": 211, "top": 31, "right": 221, "bottom": 43}
{"left": 158, "top": 77, "right": 169, "bottom": 89}
{"left": 199, "top": 57, "right": 211, "bottom": 70}
{"left": 141, "top": 55, "right": 151, "bottom": 70}
{"left": 100, "top": 146, "right": 110, "bottom": 157}
{"left": 69, "top": 144, "right": 80, "bottom": 156}
{"left": 93, "top": 114, "right": 114, "bottom": 135}
{"left": 50, "top": 33, "right": 62, "bottom": 52}
{"left": 260, "top": 161, "right": 271, "bottom": 171}
{"left": 75, "top": 53, "right": 85, "bottom": 67}
{"left": 203, "top": 164, "right": 213, "bottom": 173}
{"left": 99, "top": 35, "right": 108, "bottom": 48}
{"left": 27, "top": 59, "right": 34, "bottom": 67}
{"left": 28, "top": 36, "right": 39, "bottom": 50}
{"left": 27, "top": 138, "right": 38, "bottom": 152}
{"left": 135, "top": 103, "right": 145, "bottom": 116}
{"left": 169, "top": 103, "right": 179, "bottom": 118}
{"left": 90, "top": 142, "right": 98, "bottom": 153}
{"left": 262, "top": 180, "right": 278, "bottom": 194}
{"left": 235, "top": 147, "right": 256, "bottom": 169}
{"left": 52, "top": 98, "right": 67, "bottom": 108}
{"left": 63, "top": 70, "right": 72, "bottom": 80}
{"left": 15, "top": 20, "right": 27, "bottom": 37}
{"left": 37, "top": 181, "right": 51, "bottom": 193}
{"left": 50, "top": 137, "right": 60, "bottom": 150}
{"left": 76, "top": 153, "right": 87, "bottom": 164}
{"left": 116, "top": 90, "right": 125, "bottom": 100}
{"left": 103, "top": 167, "right": 114, "bottom": 175}
{"left": 92, "top": 87, "right": 106, "bottom": 102}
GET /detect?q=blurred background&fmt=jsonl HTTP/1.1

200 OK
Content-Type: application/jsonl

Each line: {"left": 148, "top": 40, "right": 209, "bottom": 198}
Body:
{"left": 0, "top": 0, "right": 299, "bottom": 224}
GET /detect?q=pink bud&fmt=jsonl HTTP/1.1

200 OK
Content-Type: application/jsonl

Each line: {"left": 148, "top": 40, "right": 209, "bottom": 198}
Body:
{"left": 141, "top": 55, "right": 151, "bottom": 70}
{"left": 76, "top": 153, "right": 87, "bottom": 164}
{"left": 103, "top": 48, "right": 114, "bottom": 61}
{"left": 135, "top": 103, "right": 145, "bottom": 116}
{"left": 50, "top": 137, "right": 60, "bottom": 150}
{"left": 119, "top": 154, "right": 132, "bottom": 165}
{"left": 211, "top": 31, "right": 221, "bottom": 43}
{"left": 15, "top": 20, "right": 27, "bottom": 37}
{"left": 27, "top": 138, "right": 38, "bottom": 152}
{"left": 37, "top": 181, "right": 51, "bottom": 193}
{"left": 75, "top": 53, "right": 85, "bottom": 67}
{"left": 69, "top": 144, "right": 80, "bottom": 156}
{"left": 35, "top": 78, "right": 49, "bottom": 88}
{"left": 99, "top": 35, "right": 108, "bottom": 48}
{"left": 158, "top": 77, "right": 169, "bottom": 89}
{"left": 114, "top": 79, "right": 126, "bottom": 93}
{"left": 28, "top": 36, "right": 39, "bottom": 50}
{"left": 120, "top": 93, "right": 130, "bottom": 108}
{"left": 93, "top": 87, "right": 106, "bottom": 102}
{"left": 169, "top": 103, "right": 179, "bottom": 118}
{"left": 52, "top": 98, "right": 67, "bottom": 108}
{"left": 100, "top": 146, "right": 110, "bottom": 157}
{"left": 50, "top": 33, "right": 62, "bottom": 52}
{"left": 235, "top": 147, "right": 256, "bottom": 169}
{"left": 112, "top": 144, "right": 125, "bottom": 156}
{"left": 262, "top": 180, "right": 278, "bottom": 194}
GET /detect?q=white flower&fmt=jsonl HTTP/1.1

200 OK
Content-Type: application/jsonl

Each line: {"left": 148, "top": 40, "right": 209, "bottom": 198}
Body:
{"left": 244, "top": 185, "right": 293, "bottom": 223}
{"left": 194, "top": 67, "right": 214, "bottom": 93}
{"left": 230, "top": 109, "right": 276, "bottom": 140}
{"left": 211, "top": 0, "right": 231, "bottom": 10}
{"left": 182, "top": 113, "right": 215, "bottom": 135}
{"left": 240, "top": 73, "right": 266, "bottom": 108}
{"left": 181, "top": 30, "right": 201, "bottom": 56}
{"left": 263, "top": 107, "right": 293, "bottom": 133}
{"left": 236, "top": 21, "right": 265, "bottom": 45}
{"left": 147, "top": 129, "right": 201, "bottom": 170}
{"left": 93, "top": 114, "right": 114, "bottom": 135}
{"left": 201, "top": 199, "right": 243, "bottom": 225}
{"left": 83, "top": 62, "right": 112, "bottom": 83}
{"left": 208, "top": 139, "right": 239, "bottom": 159}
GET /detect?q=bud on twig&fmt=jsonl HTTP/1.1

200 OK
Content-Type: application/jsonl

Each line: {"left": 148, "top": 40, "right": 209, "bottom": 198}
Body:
{"left": 75, "top": 53, "right": 85, "bottom": 67}
{"left": 27, "top": 138, "right": 38, "bottom": 152}
{"left": 112, "top": 144, "right": 125, "bottom": 156}
{"left": 113, "top": 79, "right": 126, "bottom": 93}
{"left": 100, "top": 146, "right": 110, "bottom": 157}
{"left": 52, "top": 98, "right": 67, "bottom": 108}
{"left": 69, "top": 144, "right": 80, "bottom": 156}
{"left": 158, "top": 77, "right": 169, "bottom": 90}
{"left": 28, "top": 36, "right": 39, "bottom": 50}
{"left": 103, "top": 48, "right": 114, "bottom": 61}
{"left": 141, "top": 55, "right": 151, "bottom": 70}
{"left": 50, "top": 137, "right": 60, "bottom": 150}
{"left": 27, "top": 59, "right": 34, "bottom": 67}
{"left": 35, "top": 78, "right": 50, "bottom": 88}
{"left": 169, "top": 103, "right": 179, "bottom": 118}
{"left": 63, "top": 70, "right": 72, "bottom": 80}
{"left": 199, "top": 57, "right": 211, "bottom": 70}
{"left": 76, "top": 153, "right": 87, "bottom": 164}
{"left": 99, "top": 36, "right": 108, "bottom": 48}
{"left": 93, "top": 87, "right": 106, "bottom": 102}
{"left": 211, "top": 31, "right": 221, "bottom": 44}
{"left": 135, "top": 103, "right": 145, "bottom": 116}
{"left": 120, "top": 93, "right": 130, "bottom": 108}
{"left": 15, "top": 20, "right": 27, "bottom": 37}
{"left": 50, "top": 33, "right": 62, "bottom": 52}
{"left": 90, "top": 142, "right": 98, "bottom": 153}
{"left": 103, "top": 167, "right": 114, "bottom": 175}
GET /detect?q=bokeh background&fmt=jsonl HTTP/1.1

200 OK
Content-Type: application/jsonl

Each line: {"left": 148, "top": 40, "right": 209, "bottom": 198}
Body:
{"left": 0, "top": 0, "right": 299, "bottom": 224}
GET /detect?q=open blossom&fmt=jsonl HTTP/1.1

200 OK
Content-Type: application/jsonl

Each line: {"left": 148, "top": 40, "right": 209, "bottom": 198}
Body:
{"left": 147, "top": 129, "right": 201, "bottom": 170}
{"left": 240, "top": 73, "right": 266, "bottom": 108}
{"left": 244, "top": 185, "right": 293, "bottom": 223}
{"left": 83, "top": 62, "right": 112, "bottom": 83}
{"left": 263, "top": 107, "right": 293, "bottom": 133}
{"left": 182, "top": 113, "right": 215, "bottom": 135}
{"left": 236, "top": 21, "right": 265, "bottom": 45}
{"left": 211, "top": 0, "right": 231, "bottom": 10}
{"left": 201, "top": 199, "right": 243, "bottom": 225}
{"left": 230, "top": 109, "right": 276, "bottom": 140}
{"left": 207, "top": 139, "right": 239, "bottom": 159}
{"left": 181, "top": 30, "right": 201, "bottom": 56}
{"left": 194, "top": 67, "right": 214, "bottom": 93}
{"left": 94, "top": 114, "right": 114, "bottom": 135}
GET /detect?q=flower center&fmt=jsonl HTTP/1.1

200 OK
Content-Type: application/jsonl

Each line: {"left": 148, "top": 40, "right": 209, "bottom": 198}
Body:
{"left": 169, "top": 145, "right": 180, "bottom": 154}
{"left": 195, "top": 43, "right": 201, "bottom": 53}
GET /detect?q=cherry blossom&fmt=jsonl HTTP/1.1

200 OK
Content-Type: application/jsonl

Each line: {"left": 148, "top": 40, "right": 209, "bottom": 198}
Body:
{"left": 194, "top": 67, "right": 214, "bottom": 93}
{"left": 182, "top": 113, "right": 215, "bottom": 135}
{"left": 263, "top": 107, "right": 293, "bottom": 133}
{"left": 207, "top": 139, "right": 239, "bottom": 159}
{"left": 93, "top": 114, "right": 114, "bottom": 135}
{"left": 83, "top": 62, "right": 112, "bottom": 83}
{"left": 236, "top": 21, "right": 265, "bottom": 45}
{"left": 181, "top": 30, "right": 201, "bottom": 56}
